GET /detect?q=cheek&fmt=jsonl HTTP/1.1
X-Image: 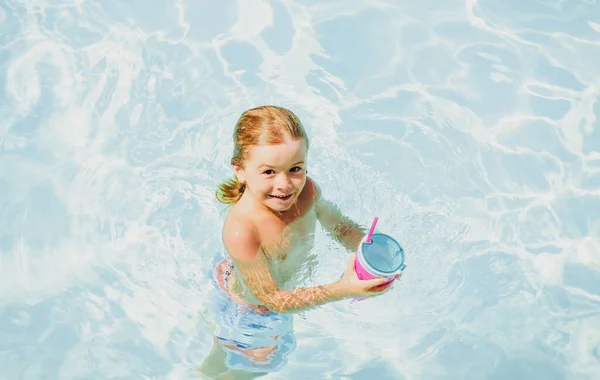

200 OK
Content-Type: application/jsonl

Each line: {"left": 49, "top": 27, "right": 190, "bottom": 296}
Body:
{"left": 255, "top": 180, "right": 272, "bottom": 193}
{"left": 294, "top": 176, "right": 307, "bottom": 188}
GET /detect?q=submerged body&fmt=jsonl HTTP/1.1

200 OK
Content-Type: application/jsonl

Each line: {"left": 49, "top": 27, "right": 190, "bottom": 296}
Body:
{"left": 202, "top": 177, "right": 369, "bottom": 376}
{"left": 223, "top": 177, "right": 319, "bottom": 310}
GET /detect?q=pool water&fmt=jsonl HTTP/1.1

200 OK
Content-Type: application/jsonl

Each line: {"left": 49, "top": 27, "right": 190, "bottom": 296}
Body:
{"left": 1, "top": 0, "right": 600, "bottom": 379}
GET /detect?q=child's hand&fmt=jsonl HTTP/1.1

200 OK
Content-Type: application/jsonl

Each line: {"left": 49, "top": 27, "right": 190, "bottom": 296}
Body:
{"left": 337, "top": 253, "right": 397, "bottom": 299}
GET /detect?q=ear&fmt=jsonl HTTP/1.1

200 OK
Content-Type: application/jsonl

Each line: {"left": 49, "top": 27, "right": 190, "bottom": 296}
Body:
{"left": 233, "top": 165, "right": 245, "bottom": 183}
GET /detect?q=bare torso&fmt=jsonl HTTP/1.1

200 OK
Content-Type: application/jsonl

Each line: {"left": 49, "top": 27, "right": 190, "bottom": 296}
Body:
{"left": 222, "top": 178, "right": 319, "bottom": 306}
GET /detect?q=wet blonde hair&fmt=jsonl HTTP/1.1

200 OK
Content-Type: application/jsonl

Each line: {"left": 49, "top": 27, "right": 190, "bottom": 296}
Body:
{"left": 216, "top": 105, "right": 309, "bottom": 204}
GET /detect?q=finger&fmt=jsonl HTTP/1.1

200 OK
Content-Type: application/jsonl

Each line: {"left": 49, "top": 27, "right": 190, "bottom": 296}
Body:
{"left": 369, "top": 283, "right": 391, "bottom": 293}
{"left": 376, "top": 281, "right": 394, "bottom": 292}
{"left": 372, "top": 278, "right": 398, "bottom": 292}
{"left": 364, "top": 277, "right": 390, "bottom": 289}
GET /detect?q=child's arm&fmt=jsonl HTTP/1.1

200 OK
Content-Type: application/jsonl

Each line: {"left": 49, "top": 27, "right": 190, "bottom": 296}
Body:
{"left": 310, "top": 178, "right": 366, "bottom": 252}
{"left": 224, "top": 220, "right": 387, "bottom": 314}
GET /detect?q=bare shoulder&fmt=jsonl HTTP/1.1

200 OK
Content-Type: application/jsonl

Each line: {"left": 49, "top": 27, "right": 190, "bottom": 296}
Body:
{"left": 222, "top": 206, "right": 260, "bottom": 261}
{"left": 303, "top": 176, "right": 321, "bottom": 206}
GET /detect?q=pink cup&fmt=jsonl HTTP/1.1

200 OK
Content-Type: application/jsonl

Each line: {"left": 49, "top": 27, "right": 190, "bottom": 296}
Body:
{"left": 354, "top": 231, "right": 406, "bottom": 289}
{"left": 354, "top": 257, "right": 396, "bottom": 286}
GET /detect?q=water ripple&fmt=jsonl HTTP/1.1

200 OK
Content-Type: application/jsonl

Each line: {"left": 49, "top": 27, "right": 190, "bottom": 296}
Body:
{"left": 1, "top": 0, "right": 600, "bottom": 378}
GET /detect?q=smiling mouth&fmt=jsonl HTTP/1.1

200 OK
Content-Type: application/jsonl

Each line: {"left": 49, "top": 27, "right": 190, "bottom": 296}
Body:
{"left": 268, "top": 193, "right": 293, "bottom": 200}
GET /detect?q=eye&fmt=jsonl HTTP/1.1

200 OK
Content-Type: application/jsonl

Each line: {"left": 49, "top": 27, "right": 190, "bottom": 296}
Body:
{"left": 262, "top": 169, "right": 275, "bottom": 176}
{"left": 290, "top": 166, "right": 304, "bottom": 173}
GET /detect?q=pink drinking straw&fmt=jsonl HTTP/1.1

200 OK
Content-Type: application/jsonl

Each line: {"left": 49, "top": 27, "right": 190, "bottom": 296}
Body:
{"left": 365, "top": 216, "right": 379, "bottom": 243}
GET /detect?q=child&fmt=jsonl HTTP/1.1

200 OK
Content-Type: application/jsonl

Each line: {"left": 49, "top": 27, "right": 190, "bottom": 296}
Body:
{"left": 198, "top": 105, "right": 397, "bottom": 378}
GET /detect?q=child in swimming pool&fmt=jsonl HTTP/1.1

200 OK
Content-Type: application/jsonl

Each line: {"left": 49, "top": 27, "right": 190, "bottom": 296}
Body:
{"left": 198, "top": 105, "right": 397, "bottom": 377}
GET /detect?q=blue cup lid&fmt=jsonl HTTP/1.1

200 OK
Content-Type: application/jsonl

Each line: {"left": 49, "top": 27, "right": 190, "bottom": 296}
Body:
{"left": 361, "top": 233, "right": 405, "bottom": 274}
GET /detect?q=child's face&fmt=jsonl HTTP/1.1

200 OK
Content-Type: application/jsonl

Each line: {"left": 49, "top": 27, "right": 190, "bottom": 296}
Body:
{"left": 235, "top": 138, "right": 308, "bottom": 213}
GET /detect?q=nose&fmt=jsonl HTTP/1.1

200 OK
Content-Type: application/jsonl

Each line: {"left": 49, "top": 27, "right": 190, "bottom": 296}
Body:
{"left": 274, "top": 172, "right": 293, "bottom": 191}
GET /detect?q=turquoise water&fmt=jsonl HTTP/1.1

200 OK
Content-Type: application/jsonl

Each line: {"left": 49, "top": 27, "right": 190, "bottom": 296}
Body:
{"left": 1, "top": 0, "right": 600, "bottom": 378}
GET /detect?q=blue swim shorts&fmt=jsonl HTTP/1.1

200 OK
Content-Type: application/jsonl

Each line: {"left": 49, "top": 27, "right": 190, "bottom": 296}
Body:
{"left": 204, "top": 253, "right": 297, "bottom": 372}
